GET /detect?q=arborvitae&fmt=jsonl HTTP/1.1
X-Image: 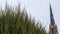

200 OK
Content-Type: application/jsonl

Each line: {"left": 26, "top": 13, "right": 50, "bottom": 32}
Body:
{"left": 0, "top": 3, "right": 46, "bottom": 34}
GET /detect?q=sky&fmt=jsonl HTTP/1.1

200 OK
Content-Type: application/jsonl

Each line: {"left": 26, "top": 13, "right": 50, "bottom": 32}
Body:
{"left": 0, "top": 0, "right": 60, "bottom": 34}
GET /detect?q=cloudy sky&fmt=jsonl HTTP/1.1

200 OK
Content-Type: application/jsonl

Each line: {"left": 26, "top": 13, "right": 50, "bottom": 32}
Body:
{"left": 0, "top": 0, "right": 60, "bottom": 34}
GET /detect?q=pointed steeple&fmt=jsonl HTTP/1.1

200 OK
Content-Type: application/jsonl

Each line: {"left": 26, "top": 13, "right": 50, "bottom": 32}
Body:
{"left": 49, "top": 1, "right": 58, "bottom": 34}
{"left": 49, "top": 2, "right": 55, "bottom": 25}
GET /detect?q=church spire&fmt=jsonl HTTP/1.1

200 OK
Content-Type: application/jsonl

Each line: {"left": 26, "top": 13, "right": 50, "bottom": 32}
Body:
{"left": 49, "top": 1, "right": 58, "bottom": 34}
{"left": 49, "top": 3, "right": 55, "bottom": 25}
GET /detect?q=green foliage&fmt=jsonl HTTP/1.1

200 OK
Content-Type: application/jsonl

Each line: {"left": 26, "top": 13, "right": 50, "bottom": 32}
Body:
{"left": 0, "top": 4, "right": 46, "bottom": 34}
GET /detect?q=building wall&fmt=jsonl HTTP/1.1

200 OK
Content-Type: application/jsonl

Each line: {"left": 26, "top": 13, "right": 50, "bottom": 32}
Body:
{"left": 49, "top": 24, "right": 58, "bottom": 34}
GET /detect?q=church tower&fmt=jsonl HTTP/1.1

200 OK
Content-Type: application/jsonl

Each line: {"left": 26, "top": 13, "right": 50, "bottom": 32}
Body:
{"left": 49, "top": 3, "right": 58, "bottom": 34}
